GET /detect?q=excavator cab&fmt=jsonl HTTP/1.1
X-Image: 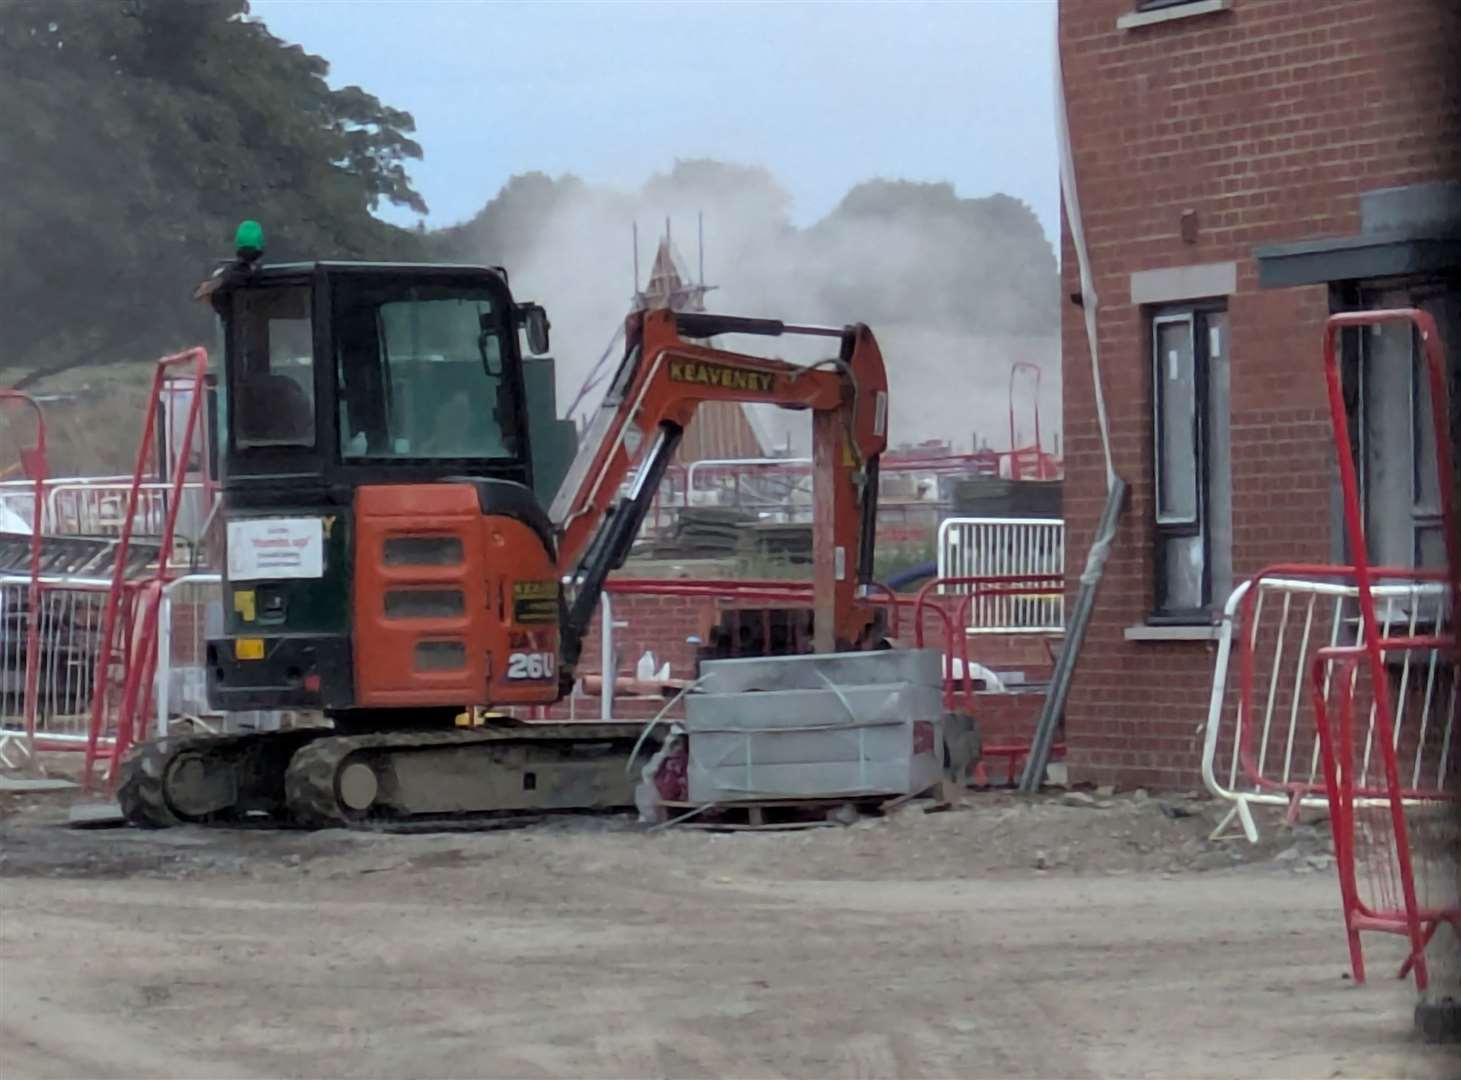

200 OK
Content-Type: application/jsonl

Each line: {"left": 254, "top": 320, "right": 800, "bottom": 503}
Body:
{"left": 202, "top": 241, "right": 570, "bottom": 721}
{"left": 213, "top": 260, "right": 543, "bottom": 487}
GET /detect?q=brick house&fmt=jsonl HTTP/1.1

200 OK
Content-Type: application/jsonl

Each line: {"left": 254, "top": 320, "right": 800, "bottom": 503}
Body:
{"left": 1057, "top": 0, "right": 1460, "bottom": 787}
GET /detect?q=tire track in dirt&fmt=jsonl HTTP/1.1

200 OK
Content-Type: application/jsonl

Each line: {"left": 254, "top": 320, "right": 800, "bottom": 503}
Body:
{"left": 1, "top": 821, "right": 1452, "bottom": 1078}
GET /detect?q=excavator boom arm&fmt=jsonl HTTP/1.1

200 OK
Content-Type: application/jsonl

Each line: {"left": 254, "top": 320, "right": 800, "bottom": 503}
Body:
{"left": 551, "top": 309, "right": 889, "bottom": 675}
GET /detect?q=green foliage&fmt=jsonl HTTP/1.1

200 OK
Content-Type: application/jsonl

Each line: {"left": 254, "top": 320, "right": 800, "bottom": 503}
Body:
{"left": 733, "top": 552, "right": 810, "bottom": 581}
{"left": 1, "top": 0, "right": 426, "bottom": 383}
{"left": 872, "top": 537, "right": 938, "bottom": 588}
{"left": 329, "top": 83, "right": 428, "bottom": 216}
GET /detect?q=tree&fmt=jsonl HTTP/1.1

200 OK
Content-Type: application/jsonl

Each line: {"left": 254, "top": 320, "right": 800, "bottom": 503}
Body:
{"left": 0, "top": 0, "right": 427, "bottom": 385}
{"left": 330, "top": 85, "right": 428, "bottom": 216}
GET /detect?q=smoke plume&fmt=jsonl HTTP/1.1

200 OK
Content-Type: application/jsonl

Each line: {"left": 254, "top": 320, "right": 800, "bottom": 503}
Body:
{"left": 435, "top": 161, "right": 1060, "bottom": 454}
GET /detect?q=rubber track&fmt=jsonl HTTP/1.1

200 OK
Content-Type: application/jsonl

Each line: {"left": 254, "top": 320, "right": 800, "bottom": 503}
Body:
{"left": 283, "top": 727, "right": 646, "bottom": 829}
{"left": 117, "top": 736, "right": 191, "bottom": 828}
{"left": 117, "top": 732, "right": 263, "bottom": 828}
{"left": 283, "top": 733, "right": 358, "bottom": 829}
{"left": 117, "top": 729, "right": 331, "bottom": 828}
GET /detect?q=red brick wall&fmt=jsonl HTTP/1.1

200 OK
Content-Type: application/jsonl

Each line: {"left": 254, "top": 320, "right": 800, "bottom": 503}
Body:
{"left": 582, "top": 591, "right": 724, "bottom": 678}
{"left": 1058, "top": 0, "right": 1461, "bottom": 787}
{"left": 536, "top": 590, "right": 807, "bottom": 722}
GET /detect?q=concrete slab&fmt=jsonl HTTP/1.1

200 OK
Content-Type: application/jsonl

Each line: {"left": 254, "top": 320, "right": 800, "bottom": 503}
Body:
{"left": 67, "top": 802, "right": 127, "bottom": 828}
{"left": 0, "top": 776, "right": 78, "bottom": 792}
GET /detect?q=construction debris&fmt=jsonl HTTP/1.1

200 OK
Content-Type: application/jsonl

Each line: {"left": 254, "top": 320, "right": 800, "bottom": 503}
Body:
{"left": 635, "top": 507, "right": 756, "bottom": 559}
{"left": 737, "top": 521, "right": 813, "bottom": 564}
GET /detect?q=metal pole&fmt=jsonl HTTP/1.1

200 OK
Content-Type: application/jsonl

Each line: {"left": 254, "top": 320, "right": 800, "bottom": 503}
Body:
{"left": 600, "top": 589, "right": 614, "bottom": 722}
{"left": 1018, "top": 477, "right": 1127, "bottom": 793}
{"left": 812, "top": 409, "right": 837, "bottom": 653}
{"left": 155, "top": 582, "right": 174, "bottom": 737}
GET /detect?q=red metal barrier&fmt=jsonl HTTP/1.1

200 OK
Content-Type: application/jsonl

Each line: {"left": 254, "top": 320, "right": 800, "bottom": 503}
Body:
{"left": 1314, "top": 309, "right": 1459, "bottom": 993}
{"left": 84, "top": 348, "right": 208, "bottom": 789}
{"left": 911, "top": 574, "right": 1064, "bottom": 697}
{"left": 1007, "top": 362, "right": 1060, "bottom": 481}
{"left": 910, "top": 573, "right": 1066, "bottom": 779}
{"left": 1310, "top": 647, "right": 1459, "bottom": 988}
{"left": 1229, "top": 563, "right": 1450, "bottom": 809}
{"left": 601, "top": 576, "right": 913, "bottom": 643}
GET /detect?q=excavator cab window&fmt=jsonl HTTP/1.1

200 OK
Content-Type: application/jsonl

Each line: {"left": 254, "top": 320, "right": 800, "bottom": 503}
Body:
{"left": 334, "top": 279, "right": 521, "bottom": 462}
{"left": 230, "top": 285, "right": 316, "bottom": 449}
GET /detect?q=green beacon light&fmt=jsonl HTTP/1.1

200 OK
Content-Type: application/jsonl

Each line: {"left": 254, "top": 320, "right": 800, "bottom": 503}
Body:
{"left": 234, "top": 219, "right": 265, "bottom": 262}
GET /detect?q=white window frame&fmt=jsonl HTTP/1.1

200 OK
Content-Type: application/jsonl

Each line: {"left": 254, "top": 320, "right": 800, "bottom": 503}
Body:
{"left": 1152, "top": 312, "right": 1200, "bottom": 528}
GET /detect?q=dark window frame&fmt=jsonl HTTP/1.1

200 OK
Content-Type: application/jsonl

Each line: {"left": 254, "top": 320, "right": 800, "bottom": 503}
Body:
{"left": 330, "top": 274, "right": 529, "bottom": 471}
{"left": 1149, "top": 301, "right": 1225, "bottom": 622}
{"left": 212, "top": 264, "right": 536, "bottom": 499}
{"left": 1334, "top": 275, "right": 1461, "bottom": 574}
{"left": 225, "top": 281, "right": 320, "bottom": 457}
{"left": 1136, "top": 0, "right": 1204, "bottom": 10}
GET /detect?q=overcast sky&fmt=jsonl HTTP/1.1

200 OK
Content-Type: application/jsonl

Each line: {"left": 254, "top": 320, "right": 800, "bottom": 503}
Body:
{"left": 250, "top": 0, "right": 1058, "bottom": 241}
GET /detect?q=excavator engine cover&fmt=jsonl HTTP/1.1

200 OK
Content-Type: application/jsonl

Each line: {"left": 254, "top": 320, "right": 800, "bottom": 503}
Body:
{"left": 351, "top": 480, "right": 561, "bottom": 708}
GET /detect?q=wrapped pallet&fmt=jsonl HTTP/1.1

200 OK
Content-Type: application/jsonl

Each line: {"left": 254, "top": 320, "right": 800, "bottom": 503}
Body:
{"left": 685, "top": 650, "right": 946, "bottom": 803}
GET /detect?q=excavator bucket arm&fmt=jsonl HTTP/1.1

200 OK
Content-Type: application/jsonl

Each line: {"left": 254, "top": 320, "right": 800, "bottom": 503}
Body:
{"left": 550, "top": 309, "right": 889, "bottom": 677}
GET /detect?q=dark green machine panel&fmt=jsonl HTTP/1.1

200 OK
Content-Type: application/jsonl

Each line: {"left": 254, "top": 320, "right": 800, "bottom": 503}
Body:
{"left": 222, "top": 510, "right": 352, "bottom": 636}
{"left": 522, "top": 354, "right": 579, "bottom": 505}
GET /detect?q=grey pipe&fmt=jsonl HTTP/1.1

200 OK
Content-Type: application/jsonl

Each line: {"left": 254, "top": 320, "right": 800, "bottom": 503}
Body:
{"left": 1018, "top": 477, "right": 1127, "bottom": 793}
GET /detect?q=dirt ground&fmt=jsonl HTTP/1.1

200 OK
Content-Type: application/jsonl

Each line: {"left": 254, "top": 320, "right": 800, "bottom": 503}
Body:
{"left": 0, "top": 782, "right": 1455, "bottom": 1079}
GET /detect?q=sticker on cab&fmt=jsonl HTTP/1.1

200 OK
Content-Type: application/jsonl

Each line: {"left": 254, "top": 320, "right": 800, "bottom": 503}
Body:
{"left": 512, "top": 581, "right": 559, "bottom": 625}
{"left": 227, "top": 518, "right": 324, "bottom": 582}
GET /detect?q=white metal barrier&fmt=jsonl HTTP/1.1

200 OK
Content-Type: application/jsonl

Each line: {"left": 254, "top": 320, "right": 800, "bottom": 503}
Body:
{"left": 936, "top": 516, "right": 1065, "bottom": 632}
{"left": 0, "top": 571, "right": 299, "bottom": 765}
{"left": 0, "top": 476, "right": 131, "bottom": 533}
{"left": 685, "top": 456, "right": 813, "bottom": 519}
{"left": 48, "top": 481, "right": 210, "bottom": 541}
{"left": 0, "top": 490, "right": 38, "bottom": 532}
{"left": 0, "top": 574, "right": 110, "bottom": 762}
{"left": 155, "top": 574, "right": 295, "bottom": 736}
{"left": 0, "top": 477, "right": 208, "bottom": 541}
{"left": 1202, "top": 572, "right": 1455, "bottom": 842}
{"left": 155, "top": 574, "right": 221, "bottom": 734}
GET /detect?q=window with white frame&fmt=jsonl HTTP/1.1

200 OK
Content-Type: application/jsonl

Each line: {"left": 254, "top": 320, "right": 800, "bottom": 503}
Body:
{"left": 1150, "top": 303, "right": 1231, "bottom": 620}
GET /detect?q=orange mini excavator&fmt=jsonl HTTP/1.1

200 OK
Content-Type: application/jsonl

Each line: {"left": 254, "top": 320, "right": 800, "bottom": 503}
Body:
{"left": 118, "top": 223, "right": 890, "bottom": 827}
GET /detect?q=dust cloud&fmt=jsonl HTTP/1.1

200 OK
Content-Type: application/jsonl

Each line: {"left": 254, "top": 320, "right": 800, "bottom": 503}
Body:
{"left": 440, "top": 161, "right": 1059, "bottom": 454}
